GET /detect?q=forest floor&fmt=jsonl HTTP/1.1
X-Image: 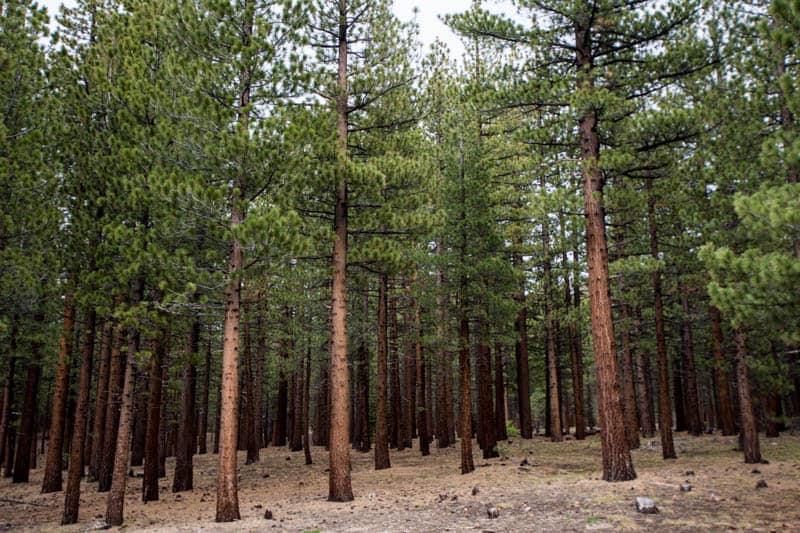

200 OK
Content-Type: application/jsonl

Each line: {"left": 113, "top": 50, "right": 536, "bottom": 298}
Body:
{"left": 1, "top": 432, "right": 799, "bottom": 532}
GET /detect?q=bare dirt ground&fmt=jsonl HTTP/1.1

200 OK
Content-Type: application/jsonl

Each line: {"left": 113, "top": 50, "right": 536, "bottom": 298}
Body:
{"left": 2, "top": 432, "right": 799, "bottom": 532}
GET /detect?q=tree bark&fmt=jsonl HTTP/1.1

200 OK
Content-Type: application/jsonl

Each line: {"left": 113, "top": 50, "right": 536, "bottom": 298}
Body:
{"left": 575, "top": 21, "right": 635, "bottom": 480}
{"left": 89, "top": 317, "right": 113, "bottom": 481}
{"left": 254, "top": 315, "right": 265, "bottom": 450}
{"left": 632, "top": 311, "right": 655, "bottom": 438}
{"left": 513, "top": 251, "right": 532, "bottom": 439}
{"left": 493, "top": 342, "right": 507, "bottom": 442}
{"left": 174, "top": 320, "right": 199, "bottom": 491}
{"left": 12, "top": 335, "right": 43, "bottom": 483}
{"left": 435, "top": 259, "right": 452, "bottom": 448}
{"left": 43, "top": 289, "right": 76, "bottom": 493}
{"left": 389, "top": 289, "right": 402, "bottom": 450}
{"left": 98, "top": 319, "right": 125, "bottom": 492}
{"left": 198, "top": 326, "right": 212, "bottom": 454}
{"left": 129, "top": 368, "right": 148, "bottom": 468}
{"left": 618, "top": 301, "right": 640, "bottom": 449}
{"left": 648, "top": 183, "right": 676, "bottom": 459}
{"left": 734, "top": 328, "right": 761, "bottom": 463}
{"left": 313, "top": 356, "right": 329, "bottom": 447}
{"left": 710, "top": 306, "right": 736, "bottom": 435}
{"left": 678, "top": 279, "right": 702, "bottom": 436}
{"left": 244, "top": 313, "right": 261, "bottom": 461}
{"left": 303, "top": 347, "right": 313, "bottom": 465}
{"left": 0, "top": 322, "right": 17, "bottom": 475}
{"left": 458, "top": 314, "right": 474, "bottom": 474}
{"left": 569, "top": 253, "right": 586, "bottom": 440}
{"left": 62, "top": 308, "right": 96, "bottom": 524}
{"left": 143, "top": 333, "right": 166, "bottom": 502}
{"left": 375, "top": 273, "right": 391, "bottom": 469}
{"left": 476, "top": 319, "right": 497, "bottom": 458}
{"left": 417, "top": 299, "right": 431, "bottom": 456}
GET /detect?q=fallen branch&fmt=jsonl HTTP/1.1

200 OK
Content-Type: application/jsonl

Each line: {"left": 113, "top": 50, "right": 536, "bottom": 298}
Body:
{"left": 0, "top": 497, "right": 53, "bottom": 508}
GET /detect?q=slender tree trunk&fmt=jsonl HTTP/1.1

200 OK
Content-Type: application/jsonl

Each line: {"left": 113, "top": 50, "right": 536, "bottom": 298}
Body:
{"left": 290, "top": 359, "right": 304, "bottom": 452}
{"left": 143, "top": 333, "right": 166, "bottom": 502}
{"left": 303, "top": 347, "right": 313, "bottom": 465}
{"left": 244, "top": 313, "right": 261, "bottom": 461}
{"left": 417, "top": 299, "right": 430, "bottom": 456}
{"left": 569, "top": 255, "right": 586, "bottom": 440}
{"left": 174, "top": 320, "right": 199, "bottom": 491}
{"left": 356, "top": 332, "right": 370, "bottom": 453}
{"left": 673, "top": 353, "right": 687, "bottom": 432}
{"left": 254, "top": 316, "right": 265, "bottom": 450}
{"left": 458, "top": 314, "right": 474, "bottom": 474}
{"left": 213, "top": 386, "right": 221, "bottom": 455}
{"left": 273, "top": 343, "right": 288, "bottom": 446}
{"left": 513, "top": 251, "right": 532, "bottom": 439}
{"left": 89, "top": 317, "right": 113, "bottom": 481}
{"left": 476, "top": 319, "right": 497, "bottom": 458}
{"left": 105, "top": 321, "right": 140, "bottom": 526}
{"left": 12, "top": 334, "right": 43, "bottom": 483}
{"left": 710, "top": 306, "right": 736, "bottom": 435}
{"left": 198, "top": 327, "right": 212, "bottom": 454}
{"left": 647, "top": 183, "right": 676, "bottom": 460}
{"left": 540, "top": 197, "right": 562, "bottom": 443}
{"left": 313, "top": 357, "right": 329, "bottom": 446}
{"left": 327, "top": 0, "right": 354, "bottom": 501}
{"left": 632, "top": 311, "right": 655, "bottom": 438}
{"left": 403, "top": 322, "right": 415, "bottom": 449}
{"left": 493, "top": 342, "right": 507, "bottom": 442}
{"left": 0, "top": 322, "right": 17, "bottom": 474}
{"left": 389, "top": 289, "right": 402, "bottom": 450}
{"left": 734, "top": 328, "right": 761, "bottom": 463}
{"left": 575, "top": 22, "right": 635, "bottom": 481}
{"left": 618, "top": 302, "right": 640, "bottom": 449}
{"left": 43, "top": 290, "right": 76, "bottom": 493}
{"left": 129, "top": 369, "right": 148, "bottom": 468}
{"left": 62, "top": 308, "right": 96, "bottom": 524}
{"left": 678, "top": 279, "right": 702, "bottom": 436}
{"left": 435, "top": 256, "right": 452, "bottom": 448}
{"left": 375, "top": 273, "right": 391, "bottom": 469}
{"left": 98, "top": 319, "right": 125, "bottom": 492}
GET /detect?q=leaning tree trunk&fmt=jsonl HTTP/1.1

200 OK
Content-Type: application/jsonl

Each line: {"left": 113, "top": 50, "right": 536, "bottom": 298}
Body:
{"left": 575, "top": 20, "right": 635, "bottom": 481}
{"left": 174, "top": 320, "right": 198, "bottom": 491}
{"left": 62, "top": 308, "right": 97, "bottom": 524}
{"left": 734, "top": 328, "right": 761, "bottom": 464}
{"left": 42, "top": 289, "right": 76, "bottom": 493}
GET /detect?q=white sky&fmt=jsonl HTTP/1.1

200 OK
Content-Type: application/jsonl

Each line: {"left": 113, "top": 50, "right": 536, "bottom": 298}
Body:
{"left": 40, "top": 0, "right": 474, "bottom": 58}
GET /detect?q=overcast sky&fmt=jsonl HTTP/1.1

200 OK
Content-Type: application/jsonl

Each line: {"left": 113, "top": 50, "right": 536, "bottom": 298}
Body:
{"left": 40, "top": 0, "right": 474, "bottom": 58}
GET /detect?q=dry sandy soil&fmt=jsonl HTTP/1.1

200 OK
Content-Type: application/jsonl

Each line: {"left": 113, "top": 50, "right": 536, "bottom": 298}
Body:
{"left": 1, "top": 432, "right": 799, "bottom": 532}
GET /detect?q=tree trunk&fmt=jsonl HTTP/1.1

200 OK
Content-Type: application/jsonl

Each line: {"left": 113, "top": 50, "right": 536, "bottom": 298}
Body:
{"left": 435, "top": 257, "right": 452, "bottom": 448}
{"left": 356, "top": 333, "right": 370, "bottom": 453}
{"left": 244, "top": 313, "right": 261, "bottom": 461}
{"left": 375, "top": 273, "right": 391, "bottom": 469}
{"left": 143, "top": 333, "right": 166, "bottom": 502}
{"left": 493, "top": 342, "right": 507, "bottom": 442}
{"left": 389, "top": 290, "right": 402, "bottom": 450}
{"left": 618, "top": 302, "right": 640, "bottom": 449}
{"left": 62, "top": 308, "right": 96, "bottom": 524}
{"left": 198, "top": 326, "right": 212, "bottom": 454}
{"left": 254, "top": 316, "right": 265, "bottom": 450}
{"left": 575, "top": 21, "right": 635, "bottom": 481}
{"left": 290, "top": 360, "right": 304, "bottom": 452}
{"left": 327, "top": 0, "right": 354, "bottom": 502}
{"left": 402, "top": 290, "right": 415, "bottom": 448}
{"left": 672, "top": 352, "right": 687, "bottom": 432}
{"left": 98, "top": 319, "right": 126, "bottom": 492}
{"left": 89, "top": 317, "right": 113, "bottom": 481}
{"left": 43, "top": 290, "right": 76, "bottom": 493}
{"left": 458, "top": 314, "right": 474, "bottom": 475}
{"left": 303, "top": 347, "right": 313, "bottom": 465}
{"left": 648, "top": 183, "right": 676, "bottom": 460}
{"left": 313, "top": 356, "right": 329, "bottom": 447}
{"left": 569, "top": 258, "right": 586, "bottom": 440}
{"left": 273, "top": 346, "right": 288, "bottom": 446}
{"left": 12, "top": 335, "right": 43, "bottom": 483}
{"left": 129, "top": 368, "right": 148, "bottom": 468}
{"left": 513, "top": 251, "right": 532, "bottom": 439}
{"left": 477, "top": 320, "right": 497, "bottom": 458}
{"left": 734, "top": 328, "right": 761, "bottom": 463}
{"left": 174, "top": 320, "right": 199, "bottom": 491}
{"left": 0, "top": 322, "right": 17, "bottom": 475}
{"left": 710, "top": 306, "right": 736, "bottom": 435}
{"left": 678, "top": 279, "right": 702, "bottom": 436}
{"left": 417, "top": 299, "right": 430, "bottom": 456}
{"left": 632, "top": 311, "right": 655, "bottom": 438}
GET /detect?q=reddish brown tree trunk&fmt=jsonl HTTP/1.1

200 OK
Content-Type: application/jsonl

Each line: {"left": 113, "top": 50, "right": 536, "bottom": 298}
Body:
{"left": 569, "top": 258, "right": 586, "bottom": 440}
{"left": 513, "top": 251, "right": 532, "bottom": 439}
{"left": 43, "top": 291, "right": 76, "bottom": 493}
{"left": 89, "top": 317, "right": 113, "bottom": 481}
{"left": 734, "top": 328, "right": 761, "bottom": 463}
{"left": 678, "top": 279, "right": 702, "bottom": 436}
{"left": 12, "top": 335, "right": 43, "bottom": 483}
{"left": 618, "top": 302, "right": 640, "bottom": 449}
{"left": 710, "top": 306, "right": 736, "bottom": 435}
{"left": 375, "top": 273, "right": 391, "bottom": 469}
{"left": 129, "top": 369, "right": 148, "bottom": 468}
{"left": 648, "top": 184, "right": 676, "bottom": 460}
{"left": 174, "top": 320, "right": 199, "bottom": 490}
{"left": 389, "top": 290, "right": 402, "bottom": 450}
{"left": 575, "top": 20, "right": 635, "bottom": 480}
{"left": 402, "top": 307, "right": 415, "bottom": 449}
{"left": 98, "top": 319, "right": 125, "bottom": 492}
{"left": 632, "top": 312, "right": 655, "bottom": 438}
{"left": 62, "top": 308, "right": 96, "bottom": 524}
{"left": 476, "top": 319, "right": 497, "bottom": 458}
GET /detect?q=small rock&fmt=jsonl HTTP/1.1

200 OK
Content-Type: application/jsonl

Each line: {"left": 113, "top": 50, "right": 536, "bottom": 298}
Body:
{"left": 520, "top": 458, "right": 529, "bottom": 467}
{"left": 756, "top": 480, "right": 768, "bottom": 489}
{"left": 685, "top": 471, "right": 695, "bottom": 476}
{"left": 254, "top": 504, "right": 263, "bottom": 509}
{"left": 472, "top": 487, "right": 480, "bottom": 496}
{"left": 264, "top": 509, "right": 274, "bottom": 520}
{"left": 487, "top": 506, "right": 499, "bottom": 519}
{"left": 751, "top": 469, "right": 761, "bottom": 474}
{"left": 710, "top": 493, "right": 721, "bottom": 502}
{"left": 522, "top": 504, "right": 531, "bottom": 513}
{"left": 91, "top": 520, "right": 111, "bottom": 531}
{"left": 285, "top": 456, "right": 291, "bottom": 461}
{"left": 174, "top": 494, "right": 182, "bottom": 501}
{"left": 680, "top": 483, "right": 691, "bottom": 492}
{"left": 262, "top": 473, "right": 270, "bottom": 478}
{"left": 438, "top": 494, "right": 448, "bottom": 502}
{"left": 635, "top": 497, "right": 659, "bottom": 514}
{"left": 451, "top": 495, "right": 458, "bottom": 501}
